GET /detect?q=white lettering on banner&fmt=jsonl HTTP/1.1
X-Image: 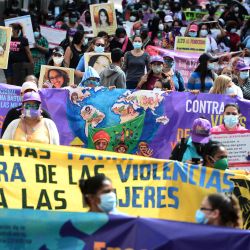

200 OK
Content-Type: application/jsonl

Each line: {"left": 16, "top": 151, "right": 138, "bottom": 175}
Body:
{"left": 186, "top": 100, "right": 224, "bottom": 114}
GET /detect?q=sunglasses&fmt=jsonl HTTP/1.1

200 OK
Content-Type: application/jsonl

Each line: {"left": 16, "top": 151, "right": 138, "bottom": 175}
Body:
{"left": 24, "top": 103, "right": 40, "bottom": 110}
{"left": 95, "top": 43, "right": 105, "bottom": 47}
{"left": 225, "top": 112, "right": 238, "bottom": 115}
{"left": 53, "top": 53, "right": 63, "bottom": 57}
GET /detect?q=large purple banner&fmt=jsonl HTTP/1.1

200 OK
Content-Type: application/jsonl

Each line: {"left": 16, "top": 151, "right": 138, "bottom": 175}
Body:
{"left": 1, "top": 83, "right": 250, "bottom": 158}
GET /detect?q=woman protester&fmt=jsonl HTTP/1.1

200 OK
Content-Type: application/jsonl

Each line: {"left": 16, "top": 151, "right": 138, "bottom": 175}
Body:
{"left": 122, "top": 35, "right": 150, "bottom": 89}
{"left": 188, "top": 53, "right": 217, "bottom": 93}
{"left": 2, "top": 92, "right": 59, "bottom": 145}
{"left": 79, "top": 174, "right": 117, "bottom": 213}
{"left": 209, "top": 75, "right": 243, "bottom": 98}
{"left": 196, "top": 193, "right": 242, "bottom": 228}
{"left": 47, "top": 46, "right": 65, "bottom": 67}
{"left": 210, "top": 103, "right": 247, "bottom": 133}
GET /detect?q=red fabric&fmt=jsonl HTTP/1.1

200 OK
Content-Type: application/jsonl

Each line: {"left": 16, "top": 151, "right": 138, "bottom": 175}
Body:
{"left": 226, "top": 32, "right": 240, "bottom": 51}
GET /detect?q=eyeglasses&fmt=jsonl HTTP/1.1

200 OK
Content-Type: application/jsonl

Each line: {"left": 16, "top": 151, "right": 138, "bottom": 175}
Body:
{"left": 200, "top": 207, "right": 214, "bottom": 211}
{"left": 95, "top": 43, "right": 105, "bottom": 47}
{"left": 225, "top": 112, "right": 238, "bottom": 115}
{"left": 49, "top": 75, "right": 62, "bottom": 81}
{"left": 24, "top": 103, "right": 40, "bottom": 110}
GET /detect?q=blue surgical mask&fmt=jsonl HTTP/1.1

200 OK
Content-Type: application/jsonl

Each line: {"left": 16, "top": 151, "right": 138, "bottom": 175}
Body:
{"left": 207, "top": 63, "right": 215, "bottom": 70}
{"left": 240, "top": 71, "right": 249, "bottom": 80}
{"left": 224, "top": 115, "right": 239, "bottom": 128}
{"left": 189, "top": 31, "right": 197, "bottom": 37}
{"left": 97, "top": 192, "right": 116, "bottom": 213}
{"left": 34, "top": 31, "right": 40, "bottom": 38}
{"left": 64, "top": 17, "right": 69, "bottom": 23}
{"left": 230, "top": 28, "right": 237, "bottom": 33}
{"left": 133, "top": 42, "right": 142, "bottom": 49}
{"left": 195, "top": 209, "right": 208, "bottom": 224}
{"left": 94, "top": 45, "right": 105, "bottom": 53}
{"left": 164, "top": 60, "right": 174, "bottom": 68}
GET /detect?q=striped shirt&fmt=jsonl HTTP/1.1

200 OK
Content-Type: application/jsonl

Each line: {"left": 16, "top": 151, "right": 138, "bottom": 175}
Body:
{"left": 187, "top": 71, "right": 216, "bottom": 93}
{"left": 240, "top": 78, "right": 250, "bottom": 100}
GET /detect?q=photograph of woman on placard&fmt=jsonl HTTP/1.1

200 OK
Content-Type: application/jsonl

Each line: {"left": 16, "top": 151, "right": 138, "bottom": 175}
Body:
{"left": 98, "top": 8, "right": 111, "bottom": 28}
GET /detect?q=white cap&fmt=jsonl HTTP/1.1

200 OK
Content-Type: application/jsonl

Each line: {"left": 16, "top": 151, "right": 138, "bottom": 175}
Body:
{"left": 164, "top": 15, "right": 173, "bottom": 23}
{"left": 21, "top": 81, "right": 38, "bottom": 94}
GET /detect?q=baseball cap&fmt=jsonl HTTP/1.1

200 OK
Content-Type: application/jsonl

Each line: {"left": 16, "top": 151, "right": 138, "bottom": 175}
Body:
{"left": 52, "top": 46, "right": 64, "bottom": 56}
{"left": 150, "top": 55, "right": 164, "bottom": 64}
{"left": 22, "top": 92, "right": 41, "bottom": 103}
{"left": 235, "top": 61, "right": 250, "bottom": 71}
{"left": 164, "top": 15, "right": 173, "bottom": 23}
{"left": 21, "top": 81, "right": 38, "bottom": 94}
{"left": 191, "top": 118, "right": 211, "bottom": 144}
{"left": 189, "top": 24, "right": 198, "bottom": 32}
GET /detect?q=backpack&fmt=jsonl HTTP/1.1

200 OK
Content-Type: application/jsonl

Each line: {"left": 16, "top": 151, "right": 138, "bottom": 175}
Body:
{"left": 169, "top": 138, "right": 188, "bottom": 162}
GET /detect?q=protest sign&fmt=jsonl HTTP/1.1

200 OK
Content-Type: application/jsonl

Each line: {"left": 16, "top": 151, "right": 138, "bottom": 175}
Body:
{"left": 174, "top": 36, "right": 207, "bottom": 53}
{"left": 4, "top": 15, "right": 35, "bottom": 48}
{"left": 184, "top": 11, "right": 207, "bottom": 21}
{"left": 146, "top": 45, "right": 200, "bottom": 84}
{"left": 211, "top": 131, "right": 250, "bottom": 170}
{"left": 0, "top": 26, "right": 12, "bottom": 69}
{"left": 0, "top": 209, "right": 249, "bottom": 250}
{"left": 90, "top": 2, "right": 117, "bottom": 36}
{"left": 84, "top": 52, "right": 111, "bottom": 74}
{"left": 38, "top": 65, "right": 74, "bottom": 88}
{"left": 1, "top": 84, "right": 250, "bottom": 161}
{"left": 0, "top": 139, "right": 249, "bottom": 229}
{"left": 40, "top": 25, "right": 67, "bottom": 49}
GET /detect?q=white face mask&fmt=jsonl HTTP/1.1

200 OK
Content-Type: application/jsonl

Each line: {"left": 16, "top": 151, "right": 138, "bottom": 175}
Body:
{"left": 53, "top": 56, "right": 64, "bottom": 65}
{"left": 230, "top": 28, "right": 237, "bottom": 33}
{"left": 158, "top": 24, "right": 164, "bottom": 31}
{"left": 200, "top": 30, "right": 208, "bottom": 37}
{"left": 130, "top": 16, "right": 136, "bottom": 22}
{"left": 152, "top": 65, "right": 163, "bottom": 74}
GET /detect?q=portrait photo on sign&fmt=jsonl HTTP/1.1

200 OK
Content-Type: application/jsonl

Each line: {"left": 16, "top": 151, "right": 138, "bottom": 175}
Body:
{"left": 38, "top": 65, "right": 74, "bottom": 88}
{"left": 84, "top": 52, "right": 111, "bottom": 74}
{"left": 0, "top": 26, "right": 12, "bottom": 69}
{"left": 90, "top": 3, "right": 117, "bottom": 36}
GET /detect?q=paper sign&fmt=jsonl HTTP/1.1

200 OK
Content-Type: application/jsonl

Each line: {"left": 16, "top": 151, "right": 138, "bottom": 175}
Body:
{"left": 40, "top": 25, "right": 67, "bottom": 49}
{"left": 211, "top": 131, "right": 250, "bottom": 170}
{"left": 174, "top": 36, "right": 206, "bottom": 53}
{"left": 4, "top": 15, "right": 35, "bottom": 48}
{"left": 0, "top": 26, "right": 12, "bottom": 69}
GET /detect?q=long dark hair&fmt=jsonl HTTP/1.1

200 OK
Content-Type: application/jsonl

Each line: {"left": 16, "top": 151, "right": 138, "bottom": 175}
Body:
{"left": 194, "top": 53, "right": 216, "bottom": 92}
{"left": 98, "top": 8, "right": 110, "bottom": 26}
{"left": 207, "top": 193, "right": 242, "bottom": 228}
{"left": 149, "top": 16, "right": 161, "bottom": 42}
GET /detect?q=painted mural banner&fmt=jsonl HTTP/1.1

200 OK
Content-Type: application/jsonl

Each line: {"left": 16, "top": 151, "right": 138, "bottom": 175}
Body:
{"left": 0, "top": 140, "right": 249, "bottom": 229}
{"left": 0, "top": 209, "right": 249, "bottom": 250}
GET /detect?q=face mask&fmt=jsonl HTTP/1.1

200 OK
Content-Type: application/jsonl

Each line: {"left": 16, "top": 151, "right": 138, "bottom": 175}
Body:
{"left": 166, "top": 22, "right": 172, "bottom": 28}
{"left": 23, "top": 107, "right": 41, "bottom": 119}
{"left": 83, "top": 38, "right": 88, "bottom": 45}
{"left": 130, "top": 16, "right": 136, "bottom": 22}
{"left": 173, "top": 27, "right": 181, "bottom": 33}
{"left": 70, "top": 18, "right": 78, "bottom": 23}
{"left": 234, "top": 7, "right": 239, "bottom": 12}
{"left": 94, "top": 45, "right": 105, "bottom": 53}
{"left": 164, "top": 60, "right": 174, "bottom": 68}
{"left": 213, "top": 157, "right": 229, "bottom": 170}
{"left": 34, "top": 31, "right": 40, "bottom": 38}
{"left": 133, "top": 41, "right": 142, "bottom": 49}
{"left": 195, "top": 209, "right": 208, "bottom": 224}
{"left": 224, "top": 115, "right": 239, "bottom": 128}
{"left": 64, "top": 17, "right": 69, "bottom": 23}
{"left": 230, "top": 28, "right": 237, "bottom": 33}
{"left": 240, "top": 71, "right": 249, "bottom": 80}
{"left": 118, "top": 37, "right": 126, "bottom": 44}
{"left": 200, "top": 30, "right": 208, "bottom": 37}
{"left": 135, "top": 29, "right": 140, "bottom": 35}
{"left": 207, "top": 63, "right": 215, "bottom": 70}
{"left": 52, "top": 56, "right": 64, "bottom": 65}
{"left": 158, "top": 24, "right": 164, "bottom": 31}
{"left": 189, "top": 31, "right": 197, "bottom": 37}
{"left": 152, "top": 65, "right": 163, "bottom": 74}
{"left": 46, "top": 20, "right": 54, "bottom": 26}
{"left": 97, "top": 192, "right": 116, "bottom": 213}
{"left": 225, "top": 86, "right": 235, "bottom": 95}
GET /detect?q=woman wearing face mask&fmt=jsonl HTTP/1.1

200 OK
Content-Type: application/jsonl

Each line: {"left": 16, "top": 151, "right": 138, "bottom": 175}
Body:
{"left": 234, "top": 61, "right": 250, "bottom": 100}
{"left": 188, "top": 53, "right": 218, "bottom": 93}
{"left": 165, "top": 19, "right": 182, "bottom": 50}
{"left": 198, "top": 24, "right": 218, "bottom": 54}
{"left": 109, "top": 28, "right": 134, "bottom": 53}
{"left": 196, "top": 193, "right": 242, "bottom": 228}
{"left": 185, "top": 23, "right": 198, "bottom": 38}
{"left": 4, "top": 23, "right": 34, "bottom": 85}
{"left": 209, "top": 75, "right": 243, "bottom": 98}
{"left": 79, "top": 174, "right": 117, "bottom": 214}
{"left": 149, "top": 16, "right": 167, "bottom": 48}
{"left": 170, "top": 0, "right": 186, "bottom": 21}
{"left": 47, "top": 46, "right": 65, "bottom": 67}
{"left": 163, "top": 53, "right": 185, "bottom": 91}
{"left": 122, "top": 35, "right": 150, "bottom": 89}
{"left": 223, "top": 21, "right": 241, "bottom": 52}
{"left": 64, "top": 30, "right": 87, "bottom": 69}
{"left": 2, "top": 92, "right": 59, "bottom": 145}
{"left": 137, "top": 56, "right": 166, "bottom": 90}
{"left": 76, "top": 37, "right": 106, "bottom": 79}
{"left": 210, "top": 104, "right": 246, "bottom": 133}
{"left": 31, "top": 24, "right": 49, "bottom": 78}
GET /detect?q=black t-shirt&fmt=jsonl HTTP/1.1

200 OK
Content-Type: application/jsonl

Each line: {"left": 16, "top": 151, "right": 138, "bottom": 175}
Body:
{"left": 9, "top": 37, "right": 29, "bottom": 64}
{"left": 1, "top": 106, "right": 52, "bottom": 137}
